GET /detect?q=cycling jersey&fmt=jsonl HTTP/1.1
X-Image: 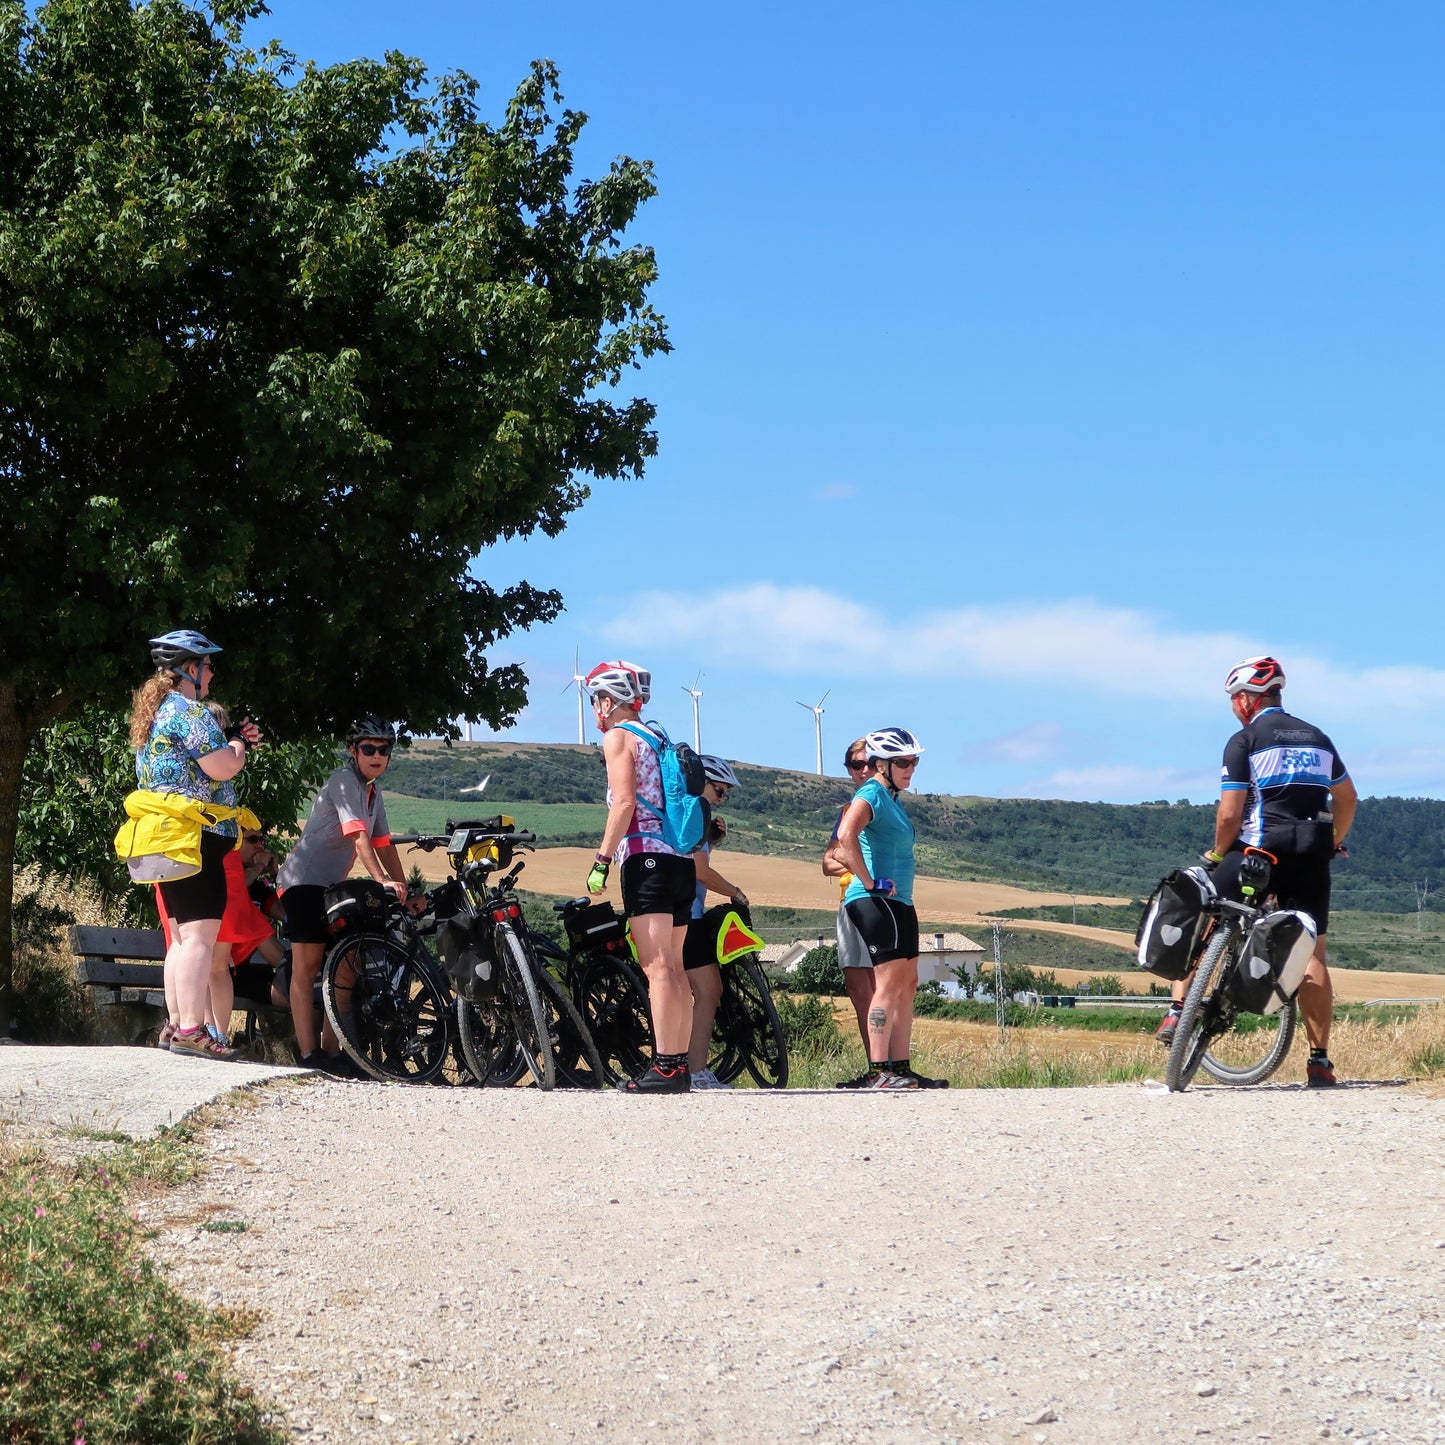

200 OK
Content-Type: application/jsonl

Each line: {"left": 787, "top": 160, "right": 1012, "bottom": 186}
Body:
{"left": 842, "top": 780, "right": 917, "bottom": 906}
{"left": 135, "top": 692, "right": 236, "bottom": 837}
{"left": 277, "top": 762, "right": 391, "bottom": 890}
{"left": 689, "top": 799, "right": 715, "bottom": 920}
{"left": 1221, "top": 707, "right": 1348, "bottom": 852}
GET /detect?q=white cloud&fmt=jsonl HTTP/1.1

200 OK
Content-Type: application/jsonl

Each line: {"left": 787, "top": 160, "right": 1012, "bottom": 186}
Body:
{"left": 971, "top": 722, "right": 1067, "bottom": 764}
{"left": 1036, "top": 764, "right": 1219, "bottom": 804}
{"left": 606, "top": 582, "right": 1445, "bottom": 723}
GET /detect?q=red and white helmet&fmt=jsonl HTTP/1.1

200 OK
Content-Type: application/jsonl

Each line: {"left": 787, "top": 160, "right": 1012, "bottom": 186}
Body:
{"left": 1224, "top": 656, "right": 1286, "bottom": 696}
{"left": 584, "top": 660, "right": 651, "bottom": 706}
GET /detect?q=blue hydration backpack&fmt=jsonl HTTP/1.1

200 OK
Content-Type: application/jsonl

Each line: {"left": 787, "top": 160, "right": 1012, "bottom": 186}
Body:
{"left": 618, "top": 721, "right": 707, "bottom": 855}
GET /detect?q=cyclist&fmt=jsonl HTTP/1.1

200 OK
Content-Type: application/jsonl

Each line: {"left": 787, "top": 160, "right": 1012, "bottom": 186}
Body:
{"left": 824, "top": 737, "right": 880, "bottom": 1079}
{"left": 277, "top": 718, "right": 412, "bottom": 1074}
{"left": 584, "top": 660, "right": 696, "bottom": 1094}
{"left": 834, "top": 728, "right": 946, "bottom": 1089}
{"left": 1156, "top": 656, "right": 1357, "bottom": 1087}
{"left": 129, "top": 629, "right": 261, "bottom": 1060}
{"left": 684, "top": 755, "right": 750, "bottom": 1090}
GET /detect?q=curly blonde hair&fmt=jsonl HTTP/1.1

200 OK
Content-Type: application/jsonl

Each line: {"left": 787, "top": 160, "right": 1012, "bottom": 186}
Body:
{"left": 128, "top": 672, "right": 178, "bottom": 752}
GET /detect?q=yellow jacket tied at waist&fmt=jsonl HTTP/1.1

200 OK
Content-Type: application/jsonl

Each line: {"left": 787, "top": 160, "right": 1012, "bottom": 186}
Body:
{"left": 114, "top": 790, "right": 260, "bottom": 884}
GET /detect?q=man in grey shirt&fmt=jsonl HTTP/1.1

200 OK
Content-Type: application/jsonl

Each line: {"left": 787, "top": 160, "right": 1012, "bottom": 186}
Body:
{"left": 279, "top": 718, "right": 411, "bottom": 1072}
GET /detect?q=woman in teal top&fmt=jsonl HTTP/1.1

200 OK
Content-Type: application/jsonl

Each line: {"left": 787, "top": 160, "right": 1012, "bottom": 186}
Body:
{"left": 834, "top": 727, "right": 943, "bottom": 1090}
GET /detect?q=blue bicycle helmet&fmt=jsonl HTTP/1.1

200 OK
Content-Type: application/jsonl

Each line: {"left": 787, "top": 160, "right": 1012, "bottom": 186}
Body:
{"left": 148, "top": 629, "right": 222, "bottom": 673}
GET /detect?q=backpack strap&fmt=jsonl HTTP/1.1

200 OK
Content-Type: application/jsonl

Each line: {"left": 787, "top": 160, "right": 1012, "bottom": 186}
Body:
{"left": 615, "top": 722, "right": 669, "bottom": 838}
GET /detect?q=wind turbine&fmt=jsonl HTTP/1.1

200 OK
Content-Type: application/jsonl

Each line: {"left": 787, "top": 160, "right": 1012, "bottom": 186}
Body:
{"left": 561, "top": 650, "right": 587, "bottom": 744}
{"left": 796, "top": 690, "right": 829, "bottom": 775}
{"left": 682, "top": 670, "right": 704, "bottom": 752}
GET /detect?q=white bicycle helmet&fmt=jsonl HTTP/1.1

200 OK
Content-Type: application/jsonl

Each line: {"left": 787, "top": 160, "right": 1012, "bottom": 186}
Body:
{"left": 864, "top": 727, "right": 925, "bottom": 760}
{"left": 700, "top": 755, "right": 741, "bottom": 789}
{"left": 584, "top": 660, "right": 651, "bottom": 706}
{"left": 1224, "top": 656, "right": 1286, "bottom": 696}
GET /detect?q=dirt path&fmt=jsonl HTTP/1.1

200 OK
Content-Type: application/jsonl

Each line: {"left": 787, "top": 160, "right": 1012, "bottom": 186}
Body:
{"left": 148, "top": 1079, "right": 1445, "bottom": 1444}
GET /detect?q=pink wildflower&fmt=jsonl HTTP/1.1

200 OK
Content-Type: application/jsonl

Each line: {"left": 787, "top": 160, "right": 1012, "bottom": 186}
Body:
{"left": 33, "top": 1206, "right": 46, "bottom": 1218}
{"left": 174, "top": 1370, "right": 187, "bottom": 1383}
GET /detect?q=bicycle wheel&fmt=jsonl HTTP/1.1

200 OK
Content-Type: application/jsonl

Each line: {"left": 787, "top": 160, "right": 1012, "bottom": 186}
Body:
{"left": 726, "top": 958, "right": 789, "bottom": 1088}
{"left": 455, "top": 994, "right": 512, "bottom": 1084}
{"left": 1165, "top": 926, "right": 1236, "bottom": 1093}
{"left": 1200, "top": 998, "right": 1297, "bottom": 1085}
{"left": 533, "top": 967, "right": 608, "bottom": 1089}
{"left": 322, "top": 933, "right": 450, "bottom": 1084}
{"left": 495, "top": 923, "right": 556, "bottom": 1090}
{"left": 574, "top": 952, "right": 652, "bottom": 1087}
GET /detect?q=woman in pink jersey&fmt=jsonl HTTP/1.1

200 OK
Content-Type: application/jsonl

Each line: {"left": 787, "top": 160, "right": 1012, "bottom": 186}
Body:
{"left": 584, "top": 660, "right": 697, "bottom": 1094}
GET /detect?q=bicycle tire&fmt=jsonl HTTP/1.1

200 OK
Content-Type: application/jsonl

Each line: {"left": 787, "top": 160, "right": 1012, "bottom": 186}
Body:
{"left": 496, "top": 922, "right": 556, "bottom": 1090}
{"left": 729, "top": 958, "right": 789, "bottom": 1088}
{"left": 322, "top": 932, "right": 450, "bottom": 1084}
{"left": 1165, "top": 925, "right": 1235, "bottom": 1093}
{"left": 1200, "top": 998, "right": 1297, "bottom": 1085}
{"left": 455, "top": 995, "right": 512, "bottom": 1084}
{"left": 534, "top": 966, "right": 608, "bottom": 1089}
{"left": 574, "top": 951, "right": 653, "bottom": 1087}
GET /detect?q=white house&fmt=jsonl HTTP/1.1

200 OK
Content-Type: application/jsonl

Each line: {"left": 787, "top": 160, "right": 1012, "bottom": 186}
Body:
{"left": 764, "top": 930, "right": 985, "bottom": 986}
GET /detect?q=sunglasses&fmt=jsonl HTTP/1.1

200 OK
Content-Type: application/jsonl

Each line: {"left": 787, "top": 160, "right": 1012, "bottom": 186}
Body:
{"left": 846, "top": 758, "right": 869, "bottom": 772}
{"left": 708, "top": 782, "right": 731, "bottom": 795}
{"left": 241, "top": 833, "right": 265, "bottom": 845}
{"left": 890, "top": 757, "right": 920, "bottom": 770}
{"left": 356, "top": 742, "right": 393, "bottom": 758}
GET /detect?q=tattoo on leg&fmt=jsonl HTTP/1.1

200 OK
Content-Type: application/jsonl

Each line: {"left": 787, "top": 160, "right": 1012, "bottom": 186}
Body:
{"left": 868, "top": 1006, "right": 887, "bottom": 1031}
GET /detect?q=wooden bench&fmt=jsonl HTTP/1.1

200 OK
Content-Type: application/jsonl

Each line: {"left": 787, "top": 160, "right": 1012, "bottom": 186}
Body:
{"left": 70, "top": 925, "right": 293, "bottom": 1054}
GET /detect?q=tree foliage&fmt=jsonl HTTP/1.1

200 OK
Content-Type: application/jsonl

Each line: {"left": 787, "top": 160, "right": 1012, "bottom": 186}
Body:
{"left": 0, "top": 0, "right": 668, "bottom": 1019}
{"left": 17, "top": 706, "right": 335, "bottom": 924}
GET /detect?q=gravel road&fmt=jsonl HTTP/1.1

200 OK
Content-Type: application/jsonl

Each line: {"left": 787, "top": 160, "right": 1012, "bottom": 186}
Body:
{"left": 144, "top": 1078, "right": 1445, "bottom": 1444}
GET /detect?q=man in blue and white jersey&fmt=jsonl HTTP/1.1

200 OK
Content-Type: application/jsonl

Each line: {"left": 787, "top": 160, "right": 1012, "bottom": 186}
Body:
{"left": 1157, "top": 656, "right": 1357, "bottom": 1086}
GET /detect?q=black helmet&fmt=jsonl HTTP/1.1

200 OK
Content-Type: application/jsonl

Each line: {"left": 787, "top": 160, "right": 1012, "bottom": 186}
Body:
{"left": 149, "top": 629, "right": 221, "bottom": 673}
{"left": 346, "top": 717, "right": 397, "bottom": 745}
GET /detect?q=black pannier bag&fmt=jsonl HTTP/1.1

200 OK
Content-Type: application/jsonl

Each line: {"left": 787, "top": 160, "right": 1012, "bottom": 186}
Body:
{"left": 1229, "top": 909, "right": 1316, "bottom": 1015}
{"left": 1135, "top": 866, "right": 1216, "bottom": 980}
{"left": 324, "top": 878, "right": 393, "bottom": 937}
{"left": 562, "top": 899, "right": 629, "bottom": 953}
{"left": 438, "top": 914, "right": 496, "bottom": 1002}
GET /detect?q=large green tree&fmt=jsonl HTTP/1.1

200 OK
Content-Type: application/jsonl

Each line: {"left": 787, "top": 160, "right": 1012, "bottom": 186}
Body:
{"left": 0, "top": 0, "right": 669, "bottom": 1025}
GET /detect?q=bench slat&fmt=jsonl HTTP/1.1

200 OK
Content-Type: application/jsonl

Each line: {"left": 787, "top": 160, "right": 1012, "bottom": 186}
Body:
{"left": 69, "top": 925, "right": 168, "bottom": 962}
{"left": 76, "top": 958, "right": 167, "bottom": 989}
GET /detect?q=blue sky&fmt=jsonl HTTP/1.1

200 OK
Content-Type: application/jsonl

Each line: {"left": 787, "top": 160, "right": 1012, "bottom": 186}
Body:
{"left": 268, "top": 2, "right": 1445, "bottom": 801}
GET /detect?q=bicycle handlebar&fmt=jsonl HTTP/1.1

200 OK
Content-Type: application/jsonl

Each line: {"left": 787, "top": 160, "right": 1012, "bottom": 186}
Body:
{"left": 397, "top": 831, "right": 538, "bottom": 851}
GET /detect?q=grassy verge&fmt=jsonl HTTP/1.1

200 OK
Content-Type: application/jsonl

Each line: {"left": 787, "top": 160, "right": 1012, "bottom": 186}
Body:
{"left": 0, "top": 1122, "right": 282, "bottom": 1444}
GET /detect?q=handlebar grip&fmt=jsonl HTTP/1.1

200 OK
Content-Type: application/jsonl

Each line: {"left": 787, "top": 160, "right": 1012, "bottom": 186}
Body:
{"left": 390, "top": 833, "right": 420, "bottom": 846}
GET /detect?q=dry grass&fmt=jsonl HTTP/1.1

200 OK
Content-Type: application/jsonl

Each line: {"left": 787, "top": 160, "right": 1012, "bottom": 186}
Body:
{"left": 810, "top": 1000, "right": 1445, "bottom": 1089}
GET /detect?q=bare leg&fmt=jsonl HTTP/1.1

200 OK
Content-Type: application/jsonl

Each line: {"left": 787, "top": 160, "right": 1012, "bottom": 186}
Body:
{"left": 867, "top": 956, "right": 918, "bottom": 1064}
{"left": 686, "top": 963, "right": 723, "bottom": 1072}
{"left": 1295, "top": 936, "right": 1332, "bottom": 1053}
{"left": 843, "top": 966, "right": 876, "bottom": 1050}
{"left": 631, "top": 912, "right": 691, "bottom": 1056}
{"left": 208, "top": 942, "right": 235, "bottom": 1040}
{"left": 290, "top": 942, "right": 324, "bottom": 1056}
{"left": 170, "top": 918, "right": 222, "bottom": 1031}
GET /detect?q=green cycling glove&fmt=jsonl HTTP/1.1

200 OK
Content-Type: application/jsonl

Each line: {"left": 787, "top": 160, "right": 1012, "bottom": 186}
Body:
{"left": 587, "top": 858, "right": 610, "bottom": 895}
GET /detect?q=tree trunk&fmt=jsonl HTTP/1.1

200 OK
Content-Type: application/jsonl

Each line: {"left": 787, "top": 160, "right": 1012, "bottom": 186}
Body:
{"left": 0, "top": 684, "right": 31, "bottom": 1035}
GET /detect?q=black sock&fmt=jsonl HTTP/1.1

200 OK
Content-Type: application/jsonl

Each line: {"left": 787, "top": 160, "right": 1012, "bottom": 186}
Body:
{"left": 654, "top": 1052, "right": 688, "bottom": 1073}
{"left": 890, "top": 1058, "right": 911, "bottom": 1074}
{"left": 868, "top": 1061, "right": 888, "bottom": 1073}
{"left": 1309, "top": 1047, "right": 1328, "bottom": 1060}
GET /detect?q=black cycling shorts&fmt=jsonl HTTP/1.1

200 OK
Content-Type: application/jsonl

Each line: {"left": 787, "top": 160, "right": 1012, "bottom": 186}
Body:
{"left": 620, "top": 853, "right": 695, "bottom": 927}
{"left": 1215, "top": 850, "right": 1332, "bottom": 935}
{"left": 280, "top": 883, "right": 329, "bottom": 946}
{"left": 156, "top": 831, "right": 231, "bottom": 925}
{"left": 842, "top": 894, "right": 920, "bottom": 966}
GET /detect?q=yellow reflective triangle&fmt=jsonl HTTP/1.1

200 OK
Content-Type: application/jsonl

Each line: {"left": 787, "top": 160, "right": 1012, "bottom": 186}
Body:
{"left": 716, "top": 910, "right": 764, "bottom": 965}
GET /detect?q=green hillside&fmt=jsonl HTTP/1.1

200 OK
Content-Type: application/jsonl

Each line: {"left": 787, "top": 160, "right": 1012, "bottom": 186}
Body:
{"left": 384, "top": 740, "right": 1444, "bottom": 913}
